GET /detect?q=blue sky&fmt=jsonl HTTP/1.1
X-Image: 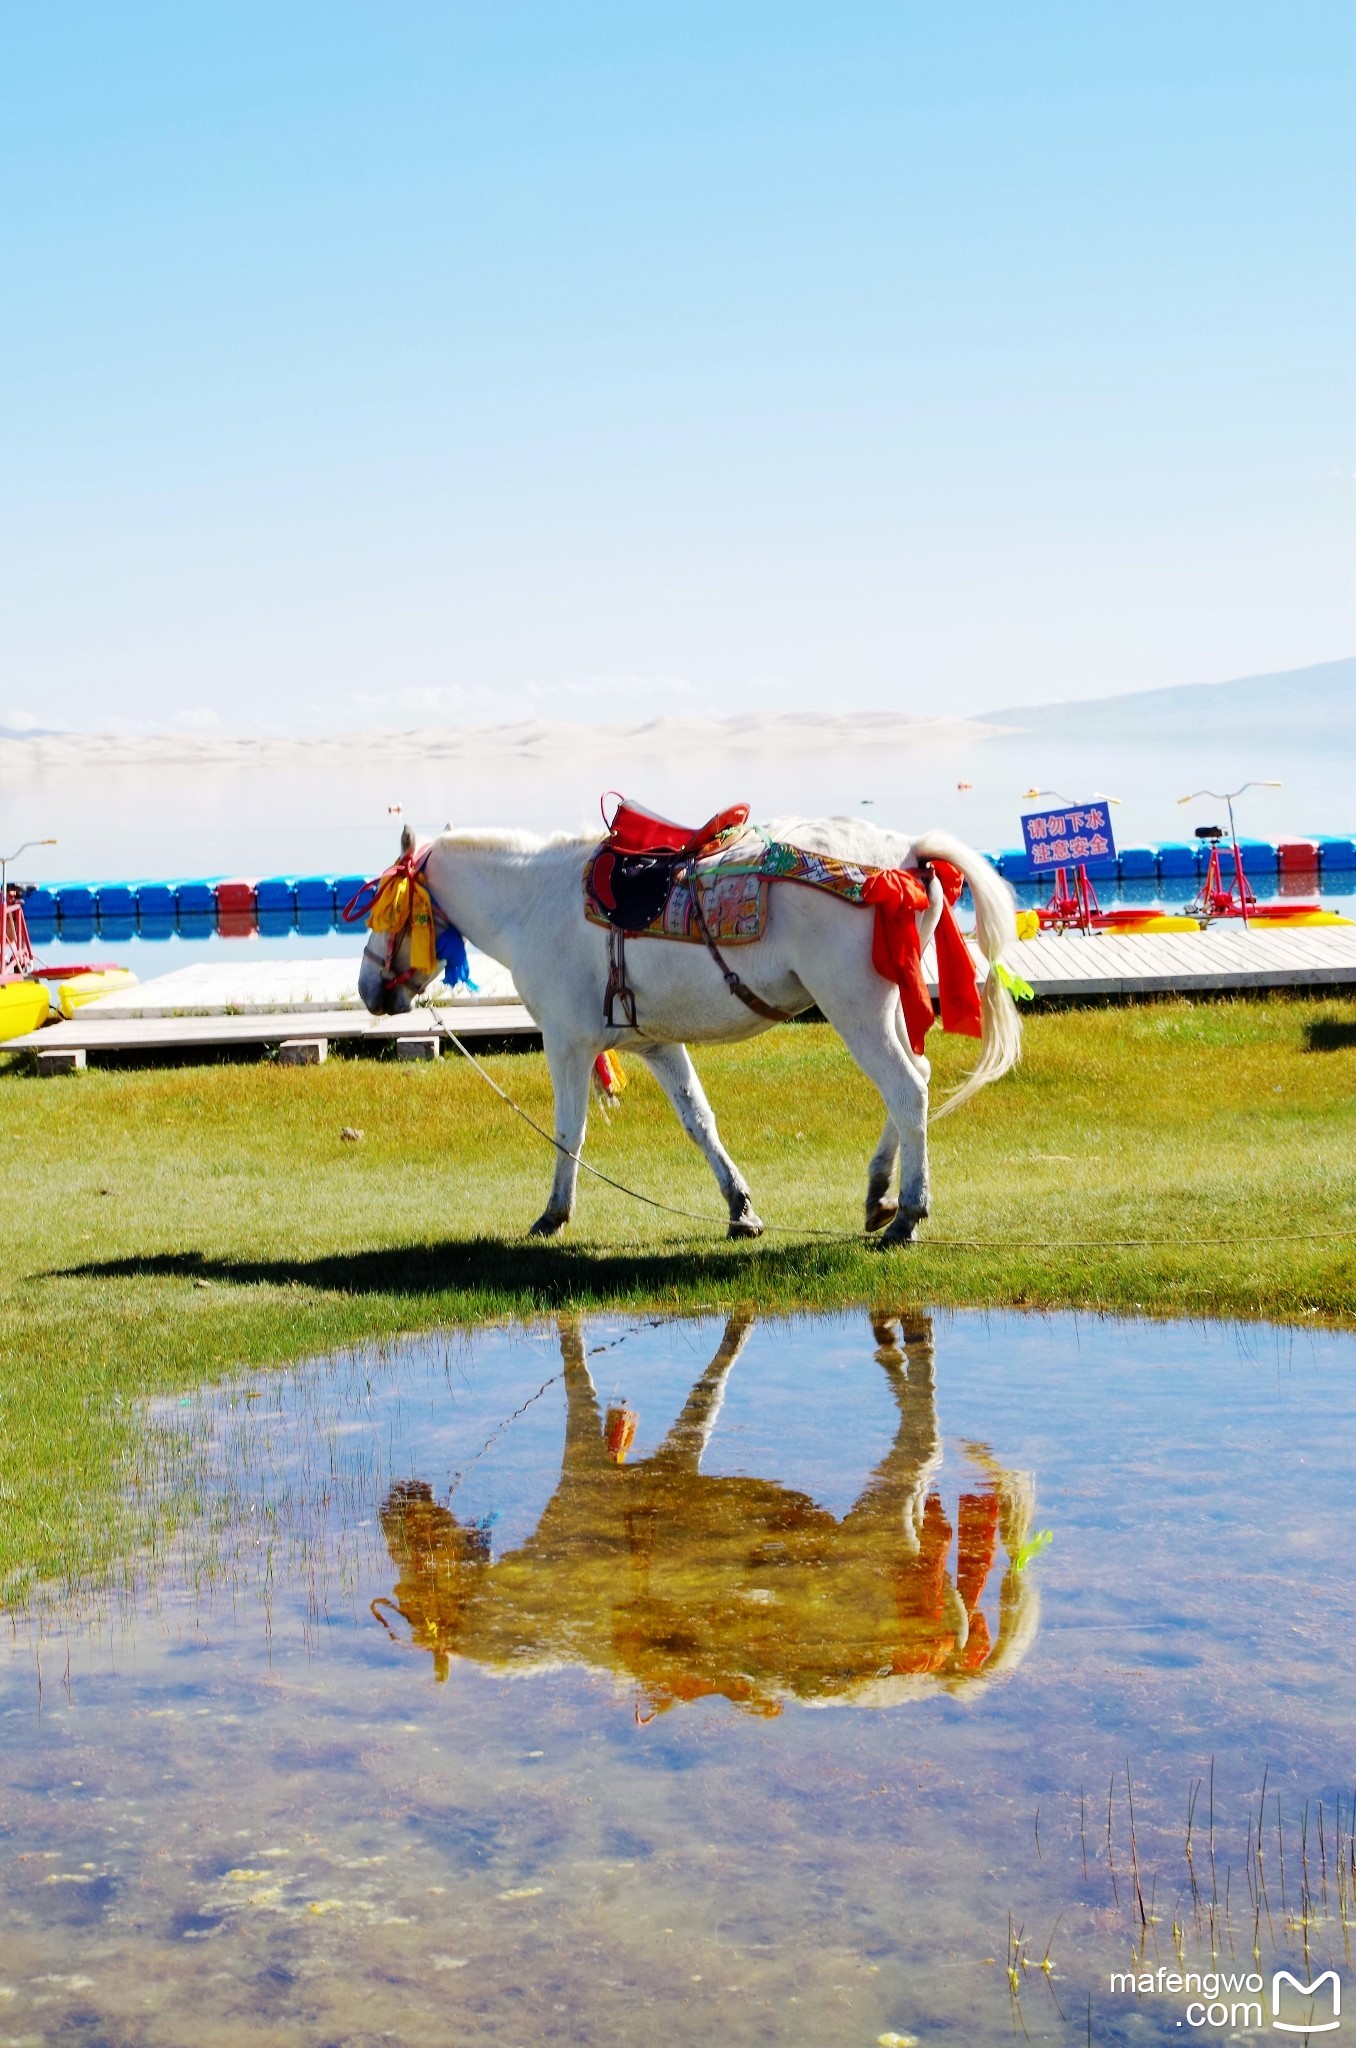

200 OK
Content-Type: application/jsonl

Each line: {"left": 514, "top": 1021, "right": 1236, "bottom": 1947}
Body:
{"left": 2, "top": 2, "right": 1352, "bottom": 734}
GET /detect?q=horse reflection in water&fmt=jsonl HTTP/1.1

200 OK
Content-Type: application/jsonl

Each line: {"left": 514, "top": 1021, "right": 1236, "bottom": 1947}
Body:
{"left": 373, "top": 1313, "right": 1041, "bottom": 1714}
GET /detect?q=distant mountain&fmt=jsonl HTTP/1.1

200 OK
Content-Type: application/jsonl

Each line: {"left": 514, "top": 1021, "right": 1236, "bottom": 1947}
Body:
{"left": 983, "top": 656, "right": 1356, "bottom": 746}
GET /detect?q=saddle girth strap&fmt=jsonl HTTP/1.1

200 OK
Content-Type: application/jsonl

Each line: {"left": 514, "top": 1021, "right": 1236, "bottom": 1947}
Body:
{"left": 685, "top": 870, "right": 799, "bottom": 1024}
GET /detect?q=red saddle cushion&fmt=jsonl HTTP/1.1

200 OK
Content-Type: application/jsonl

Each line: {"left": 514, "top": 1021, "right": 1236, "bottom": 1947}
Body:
{"left": 602, "top": 794, "right": 750, "bottom": 858}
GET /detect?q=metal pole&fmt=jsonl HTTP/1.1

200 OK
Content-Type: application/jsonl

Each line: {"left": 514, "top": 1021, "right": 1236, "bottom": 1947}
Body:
{"left": 0, "top": 838, "right": 57, "bottom": 978}
{"left": 1225, "top": 793, "right": 1248, "bottom": 930}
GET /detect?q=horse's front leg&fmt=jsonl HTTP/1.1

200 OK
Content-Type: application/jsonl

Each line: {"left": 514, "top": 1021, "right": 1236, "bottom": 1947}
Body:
{"left": 528, "top": 1038, "right": 594, "bottom": 1236}
{"left": 635, "top": 1041, "right": 764, "bottom": 1239}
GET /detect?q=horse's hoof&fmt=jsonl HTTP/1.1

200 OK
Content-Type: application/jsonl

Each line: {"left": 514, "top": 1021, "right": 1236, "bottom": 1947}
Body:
{"left": 865, "top": 1198, "right": 898, "bottom": 1234}
{"left": 528, "top": 1212, "right": 568, "bottom": 1238}
{"left": 877, "top": 1210, "right": 925, "bottom": 1248}
{"left": 728, "top": 1208, "right": 765, "bottom": 1240}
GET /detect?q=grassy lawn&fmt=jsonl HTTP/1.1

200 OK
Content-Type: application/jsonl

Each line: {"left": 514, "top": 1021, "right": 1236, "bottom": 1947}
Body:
{"left": 3, "top": 993, "right": 1355, "bottom": 1602}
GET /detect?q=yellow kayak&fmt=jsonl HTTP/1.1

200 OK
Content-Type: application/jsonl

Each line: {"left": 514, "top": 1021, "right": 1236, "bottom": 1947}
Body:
{"left": 1248, "top": 911, "right": 1353, "bottom": 929}
{"left": 1014, "top": 911, "right": 1202, "bottom": 939}
{"left": 0, "top": 979, "right": 52, "bottom": 1040}
{"left": 1102, "top": 915, "right": 1203, "bottom": 934}
{"left": 1014, "top": 909, "right": 1352, "bottom": 942}
{"left": 57, "top": 968, "right": 139, "bottom": 1019}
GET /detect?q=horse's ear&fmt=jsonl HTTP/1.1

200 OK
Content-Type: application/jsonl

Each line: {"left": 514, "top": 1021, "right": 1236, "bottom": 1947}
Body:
{"left": 400, "top": 823, "right": 416, "bottom": 855}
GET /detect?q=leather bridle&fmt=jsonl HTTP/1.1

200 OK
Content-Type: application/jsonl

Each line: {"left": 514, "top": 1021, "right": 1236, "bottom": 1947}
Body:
{"left": 343, "top": 843, "right": 443, "bottom": 997}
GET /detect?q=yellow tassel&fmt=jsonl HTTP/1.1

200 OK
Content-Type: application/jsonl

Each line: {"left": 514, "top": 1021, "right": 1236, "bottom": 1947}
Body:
{"left": 366, "top": 873, "right": 409, "bottom": 933}
{"left": 605, "top": 1405, "right": 638, "bottom": 1463}
{"left": 592, "top": 1051, "right": 627, "bottom": 1104}
{"left": 367, "top": 873, "right": 437, "bottom": 975}
{"left": 408, "top": 878, "right": 437, "bottom": 975}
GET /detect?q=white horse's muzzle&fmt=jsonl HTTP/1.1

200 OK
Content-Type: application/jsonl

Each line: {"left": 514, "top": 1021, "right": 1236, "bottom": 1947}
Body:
{"left": 358, "top": 943, "right": 417, "bottom": 1014}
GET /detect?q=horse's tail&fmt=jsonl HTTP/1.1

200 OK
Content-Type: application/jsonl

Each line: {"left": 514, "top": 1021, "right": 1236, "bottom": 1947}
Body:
{"left": 910, "top": 829, "right": 1022, "bottom": 1120}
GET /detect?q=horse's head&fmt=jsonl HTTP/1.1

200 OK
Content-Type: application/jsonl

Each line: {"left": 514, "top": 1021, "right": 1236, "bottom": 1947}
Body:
{"left": 356, "top": 824, "right": 441, "bottom": 1014}
{"left": 374, "top": 1480, "right": 492, "bottom": 1682}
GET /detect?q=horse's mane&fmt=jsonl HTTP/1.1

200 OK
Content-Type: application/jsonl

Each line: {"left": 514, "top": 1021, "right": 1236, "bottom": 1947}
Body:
{"left": 758, "top": 814, "right": 918, "bottom": 866}
{"left": 432, "top": 815, "right": 920, "bottom": 863}
{"left": 431, "top": 826, "right": 594, "bottom": 856}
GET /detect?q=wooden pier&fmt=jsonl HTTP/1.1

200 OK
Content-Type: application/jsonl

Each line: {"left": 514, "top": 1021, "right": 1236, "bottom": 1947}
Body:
{"left": 984, "top": 921, "right": 1356, "bottom": 997}
{"left": 6, "top": 924, "right": 1354, "bottom": 1067}
{"left": 9, "top": 1003, "right": 540, "bottom": 1064}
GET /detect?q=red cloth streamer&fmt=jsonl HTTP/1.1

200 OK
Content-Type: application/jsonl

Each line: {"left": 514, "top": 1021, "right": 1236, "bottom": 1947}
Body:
{"left": 862, "top": 859, "right": 983, "bottom": 1054}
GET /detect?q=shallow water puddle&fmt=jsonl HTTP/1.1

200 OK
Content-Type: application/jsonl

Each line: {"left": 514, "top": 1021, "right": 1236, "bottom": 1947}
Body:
{"left": 2, "top": 1309, "right": 1354, "bottom": 2045}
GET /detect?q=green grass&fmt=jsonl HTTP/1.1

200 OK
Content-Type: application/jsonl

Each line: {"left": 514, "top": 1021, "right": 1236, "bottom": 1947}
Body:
{"left": 3, "top": 994, "right": 1355, "bottom": 1602}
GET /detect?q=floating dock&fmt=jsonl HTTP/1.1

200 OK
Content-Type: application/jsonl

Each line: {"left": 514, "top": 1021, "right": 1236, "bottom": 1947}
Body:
{"left": 15, "top": 837, "right": 1356, "bottom": 936}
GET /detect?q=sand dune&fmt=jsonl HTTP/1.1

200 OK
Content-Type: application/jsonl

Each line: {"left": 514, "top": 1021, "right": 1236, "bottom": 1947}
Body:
{"left": 1, "top": 708, "right": 1009, "bottom": 774}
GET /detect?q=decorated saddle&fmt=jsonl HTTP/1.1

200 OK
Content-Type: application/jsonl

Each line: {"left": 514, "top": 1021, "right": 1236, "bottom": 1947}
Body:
{"left": 587, "top": 797, "right": 754, "bottom": 936}
{"left": 584, "top": 796, "right": 984, "bottom": 1052}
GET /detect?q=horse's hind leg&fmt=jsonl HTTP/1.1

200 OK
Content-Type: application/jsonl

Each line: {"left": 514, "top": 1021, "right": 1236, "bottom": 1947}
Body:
{"left": 811, "top": 987, "right": 930, "bottom": 1245}
{"left": 866, "top": 1001, "right": 933, "bottom": 1230}
{"left": 635, "top": 1041, "right": 764, "bottom": 1238}
{"left": 866, "top": 1117, "right": 899, "bottom": 1232}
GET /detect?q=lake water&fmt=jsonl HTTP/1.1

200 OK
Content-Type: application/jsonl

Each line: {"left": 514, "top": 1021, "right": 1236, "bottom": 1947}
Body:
{"left": 6, "top": 729, "right": 1353, "bottom": 890}
{"left": 2, "top": 1308, "right": 1352, "bottom": 2044}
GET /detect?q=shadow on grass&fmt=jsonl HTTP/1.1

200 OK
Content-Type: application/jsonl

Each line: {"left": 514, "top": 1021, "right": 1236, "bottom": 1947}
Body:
{"left": 1305, "top": 1017, "right": 1356, "bottom": 1053}
{"left": 51, "top": 1234, "right": 878, "bottom": 1308}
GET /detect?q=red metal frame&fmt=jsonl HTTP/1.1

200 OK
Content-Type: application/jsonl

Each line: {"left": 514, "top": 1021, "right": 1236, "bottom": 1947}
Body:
{"left": 1186, "top": 839, "right": 1258, "bottom": 923}
{"left": 3, "top": 887, "right": 115, "bottom": 983}
{"left": 1, "top": 886, "right": 35, "bottom": 981}
{"left": 1036, "top": 862, "right": 1102, "bottom": 932}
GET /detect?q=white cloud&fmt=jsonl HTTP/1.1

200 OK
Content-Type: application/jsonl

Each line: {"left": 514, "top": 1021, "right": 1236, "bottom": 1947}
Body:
{"left": 2, "top": 709, "right": 42, "bottom": 730}
{"left": 173, "top": 707, "right": 223, "bottom": 731}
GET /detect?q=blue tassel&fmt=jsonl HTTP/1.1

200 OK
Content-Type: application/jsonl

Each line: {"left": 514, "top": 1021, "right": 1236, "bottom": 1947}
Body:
{"left": 435, "top": 922, "right": 477, "bottom": 991}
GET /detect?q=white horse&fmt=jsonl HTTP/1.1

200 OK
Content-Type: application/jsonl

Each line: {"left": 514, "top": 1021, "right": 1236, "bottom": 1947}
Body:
{"left": 357, "top": 816, "right": 1020, "bottom": 1246}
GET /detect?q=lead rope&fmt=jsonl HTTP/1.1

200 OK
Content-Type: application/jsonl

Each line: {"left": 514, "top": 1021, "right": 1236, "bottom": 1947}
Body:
{"left": 429, "top": 1010, "right": 787, "bottom": 1230}
{"left": 426, "top": 1010, "right": 1356, "bottom": 1252}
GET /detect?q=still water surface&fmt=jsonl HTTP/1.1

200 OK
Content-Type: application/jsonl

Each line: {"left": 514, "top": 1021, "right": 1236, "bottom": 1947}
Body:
{"left": 8, "top": 729, "right": 1352, "bottom": 888}
{"left": 2, "top": 1309, "right": 1353, "bottom": 2045}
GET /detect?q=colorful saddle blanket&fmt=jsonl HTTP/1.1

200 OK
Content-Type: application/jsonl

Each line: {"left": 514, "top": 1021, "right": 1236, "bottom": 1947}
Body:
{"left": 585, "top": 828, "right": 775, "bottom": 946}
{"left": 584, "top": 828, "right": 899, "bottom": 945}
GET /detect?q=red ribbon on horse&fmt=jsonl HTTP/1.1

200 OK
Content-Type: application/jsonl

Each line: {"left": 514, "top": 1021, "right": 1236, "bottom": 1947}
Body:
{"left": 862, "top": 860, "right": 983, "bottom": 1053}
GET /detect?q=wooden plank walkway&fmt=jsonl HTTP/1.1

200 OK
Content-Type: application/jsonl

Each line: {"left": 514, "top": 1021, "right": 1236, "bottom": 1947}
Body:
{"left": 42, "top": 951, "right": 518, "bottom": 1018}
{"left": 6, "top": 1004, "right": 540, "bottom": 1057}
{"left": 8, "top": 925, "right": 1354, "bottom": 1063}
{"left": 935, "top": 923, "right": 1356, "bottom": 997}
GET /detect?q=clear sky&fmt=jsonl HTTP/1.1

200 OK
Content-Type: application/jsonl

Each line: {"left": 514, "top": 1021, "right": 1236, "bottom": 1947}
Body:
{"left": 2, "top": 2, "right": 1352, "bottom": 735}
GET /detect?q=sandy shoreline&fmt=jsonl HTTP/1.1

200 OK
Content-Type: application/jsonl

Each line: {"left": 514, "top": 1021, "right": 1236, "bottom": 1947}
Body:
{"left": 1, "top": 709, "right": 1011, "bottom": 773}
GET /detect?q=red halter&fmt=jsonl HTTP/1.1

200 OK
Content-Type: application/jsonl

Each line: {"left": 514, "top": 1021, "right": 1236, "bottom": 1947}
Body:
{"left": 344, "top": 843, "right": 437, "bottom": 992}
